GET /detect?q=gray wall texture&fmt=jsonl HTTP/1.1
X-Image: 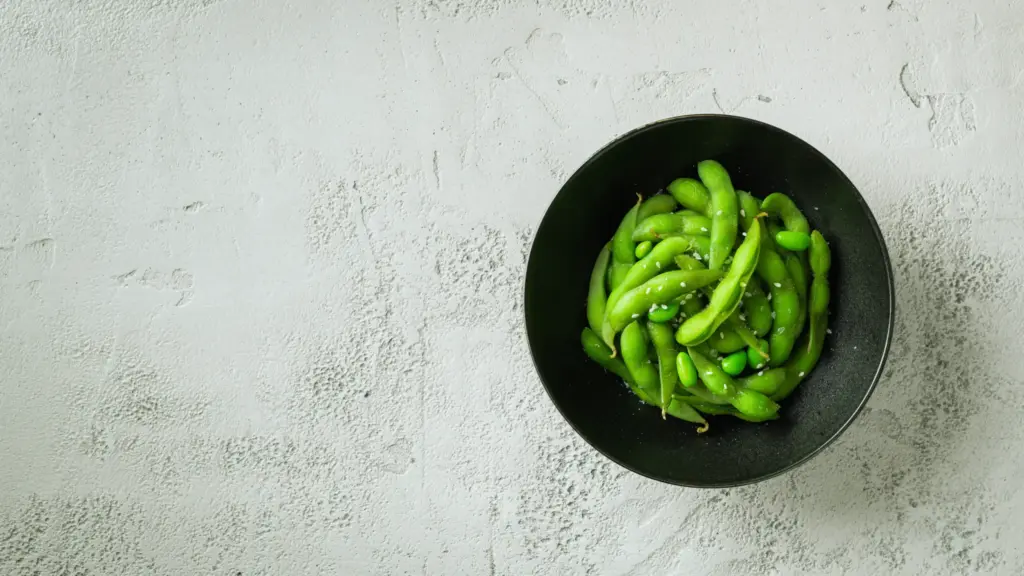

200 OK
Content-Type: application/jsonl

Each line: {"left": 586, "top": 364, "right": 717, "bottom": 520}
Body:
{"left": 2, "top": 0, "right": 1023, "bottom": 574}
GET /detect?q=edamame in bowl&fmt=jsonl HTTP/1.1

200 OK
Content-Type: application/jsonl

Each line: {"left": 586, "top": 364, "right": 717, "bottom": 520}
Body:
{"left": 524, "top": 115, "right": 893, "bottom": 487}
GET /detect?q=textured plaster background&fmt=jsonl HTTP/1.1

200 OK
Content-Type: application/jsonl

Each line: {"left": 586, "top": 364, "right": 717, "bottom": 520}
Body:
{"left": 2, "top": 0, "right": 1024, "bottom": 574}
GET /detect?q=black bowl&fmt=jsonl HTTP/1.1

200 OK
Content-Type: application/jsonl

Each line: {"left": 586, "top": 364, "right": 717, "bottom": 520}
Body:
{"left": 524, "top": 115, "right": 894, "bottom": 487}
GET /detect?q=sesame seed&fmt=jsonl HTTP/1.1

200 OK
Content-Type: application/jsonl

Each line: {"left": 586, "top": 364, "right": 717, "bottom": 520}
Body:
{"left": 701, "top": 227, "right": 708, "bottom": 232}
{"left": 799, "top": 371, "right": 806, "bottom": 377}
{"left": 739, "top": 314, "right": 746, "bottom": 321}
{"left": 740, "top": 209, "right": 746, "bottom": 217}
{"left": 778, "top": 327, "right": 785, "bottom": 333}
{"left": 686, "top": 294, "right": 693, "bottom": 300}
{"left": 854, "top": 346, "right": 858, "bottom": 350}
{"left": 774, "top": 282, "right": 782, "bottom": 288}
{"left": 645, "top": 287, "right": 651, "bottom": 294}
{"left": 719, "top": 332, "right": 724, "bottom": 339}
{"left": 632, "top": 314, "right": 640, "bottom": 318}
{"left": 767, "top": 293, "right": 773, "bottom": 301}
{"left": 706, "top": 371, "right": 713, "bottom": 376}
{"left": 680, "top": 282, "right": 687, "bottom": 288}
{"left": 717, "top": 210, "right": 723, "bottom": 215}
{"left": 661, "top": 304, "right": 668, "bottom": 310}
{"left": 826, "top": 328, "right": 833, "bottom": 334}
{"left": 694, "top": 253, "right": 702, "bottom": 260}
{"left": 658, "top": 286, "right": 663, "bottom": 291}
{"left": 814, "top": 206, "right": 819, "bottom": 211}
{"left": 656, "top": 261, "right": 662, "bottom": 269}
{"left": 758, "top": 371, "right": 764, "bottom": 376}
{"left": 771, "top": 311, "right": 776, "bottom": 318}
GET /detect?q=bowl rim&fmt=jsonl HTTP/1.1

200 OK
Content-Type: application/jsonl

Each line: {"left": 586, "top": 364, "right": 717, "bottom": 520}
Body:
{"left": 523, "top": 113, "right": 895, "bottom": 488}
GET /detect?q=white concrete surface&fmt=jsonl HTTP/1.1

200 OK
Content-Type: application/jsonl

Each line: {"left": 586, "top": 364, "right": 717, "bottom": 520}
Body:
{"left": 2, "top": 0, "right": 1023, "bottom": 574}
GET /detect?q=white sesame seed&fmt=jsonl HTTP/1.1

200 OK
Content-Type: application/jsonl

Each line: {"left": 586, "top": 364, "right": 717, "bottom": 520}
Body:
{"left": 706, "top": 371, "right": 713, "bottom": 376}
{"left": 680, "top": 282, "right": 687, "bottom": 288}
{"left": 826, "top": 328, "right": 833, "bottom": 334}
{"left": 771, "top": 311, "right": 776, "bottom": 318}
{"left": 739, "top": 314, "right": 746, "bottom": 321}
{"left": 717, "top": 210, "right": 723, "bottom": 215}
{"left": 758, "top": 371, "right": 764, "bottom": 376}
{"left": 694, "top": 253, "right": 702, "bottom": 260}
{"left": 632, "top": 313, "right": 640, "bottom": 318}
{"left": 814, "top": 206, "right": 819, "bottom": 211}
{"left": 740, "top": 209, "right": 746, "bottom": 217}
{"left": 774, "top": 282, "right": 782, "bottom": 288}
{"left": 658, "top": 286, "right": 663, "bottom": 291}
{"left": 661, "top": 304, "right": 668, "bottom": 310}
{"left": 656, "top": 261, "right": 662, "bottom": 269}
{"left": 686, "top": 294, "right": 693, "bottom": 300}
{"left": 778, "top": 327, "right": 785, "bottom": 333}
{"left": 719, "top": 332, "right": 724, "bottom": 339}
{"left": 742, "top": 232, "right": 747, "bottom": 237}
{"left": 799, "top": 371, "right": 806, "bottom": 377}
{"left": 645, "top": 287, "right": 651, "bottom": 294}
{"left": 701, "top": 227, "right": 708, "bottom": 232}
{"left": 643, "top": 263, "right": 648, "bottom": 268}
{"left": 854, "top": 346, "right": 858, "bottom": 350}
{"left": 767, "top": 293, "right": 773, "bottom": 301}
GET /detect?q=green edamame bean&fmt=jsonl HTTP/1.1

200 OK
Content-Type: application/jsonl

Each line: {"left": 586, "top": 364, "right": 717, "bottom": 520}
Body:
{"left": 756, "top": 221, "right": 801, "bottom": 366}
{"left": 601, "top": 235, "right": 711, "bottom": 350}
{"left": 773, "top": 231, "right": 831, "bottom": 401}
{"left": 620, "top": 321, "right": 658, "bottom": 398}
{"left": 737, "top": 190, "right": 762, "bottom": 232}
{"left": 761, "top": 193, "right": 810, "bottom": 234}
{"left": 632, "top": 211, "right": 713, "bottom": 242}
{"left": 647, "top": 301, "right": 680, "bottom": 323}
{"left": 608, "top": 201, "right": 641, "bottom": 290}
{"left": 785, "top": 252, "right": 810, "bottom": 341}
{"left": 747, "top": 339, "right": 769, "bottom": 370}
{"left": 587, "top": 243, "right": 612, "bottom": 334}
{"left": 776, "top": 231, "right": 811, "bottom": 251}
{"left": 608, "top": 269, "right": 722, "bottom": 332}
{"left": 698, "top": 160, "right": 739, "bottom": 270}
{"left": 581, "top": 328, "right": 633, "bottom": 383}
{"left": 634, "top": 240, "right": 653, "bottom": 259}
{"left": 738, "top": 367, "right": 786, "bottom": 396}
{"left": 741, "top": 278, "right": 773, "bottom": 337}
{"left": 675, "top": 213, "right": 762, "bottom": 346}
{"left": 675, "top": 351, "right": 698, "bottom": 388}
{"left": 647, "top": 321, "right": 679, "bottom": 419}
{"left": 637, "top": 194, "right": 679, "bottom": 222}
{"left": 721, "top": 350, "right": 747, "bottom": 376}
{"left": 666, "top": 178, "right": 711, "bottom": 217}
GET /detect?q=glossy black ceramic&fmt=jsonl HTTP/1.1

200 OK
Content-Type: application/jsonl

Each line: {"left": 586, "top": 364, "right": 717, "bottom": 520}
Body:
{"left": 524, "top": 115, "right": 894, "bottom": 487}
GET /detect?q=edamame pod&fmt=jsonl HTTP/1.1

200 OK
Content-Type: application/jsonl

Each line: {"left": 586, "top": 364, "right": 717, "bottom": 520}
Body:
{"left": 761, "top": 193, "right": 810, "bottom": 234}
{"left": 581, "top": 328, "right": 633, "bottom": 383}
{"left": 647, "top": 321, "right": 680, "bottom": 419}
{"left": 756, "top": 222, "right": 801, "bottom": 366}
{"left": 637, "top": 194, "right": 679, "bottom": 222}
{"left": 666, "top": 178, "right": 711, "bottom": 216}
{"left": 608, "top": 269, "right": 723, "bottom": 332}
{"left": 587, "top": 243, "right": 612, "bottom": 334}
{"left": 773, "top": 231, "right": 831, "bottom": 401}
{"left": 741, "top": 279, "right": 773, "bottom": 337}
{"left": 675, "top": 213, "right": 761, "bottom": 346}
{"left": 632, "top": 211, "right": 713, "bottom": 242}
{"left": 737, "top": 190, "right": 761, "bottom": 232}
{"left": 698, "top": 160, "right": 739, "bottom": 270}
{"left": 620, "top": 321, "right": 659, "bottom": 399}
{"left": 608, "top": 201, "right": 641, "bottom": 290}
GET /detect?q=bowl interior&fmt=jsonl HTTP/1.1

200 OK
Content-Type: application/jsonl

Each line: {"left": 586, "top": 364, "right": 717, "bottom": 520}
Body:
{"left": 524, "top": 115, "right": 893, "bottom": 487}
